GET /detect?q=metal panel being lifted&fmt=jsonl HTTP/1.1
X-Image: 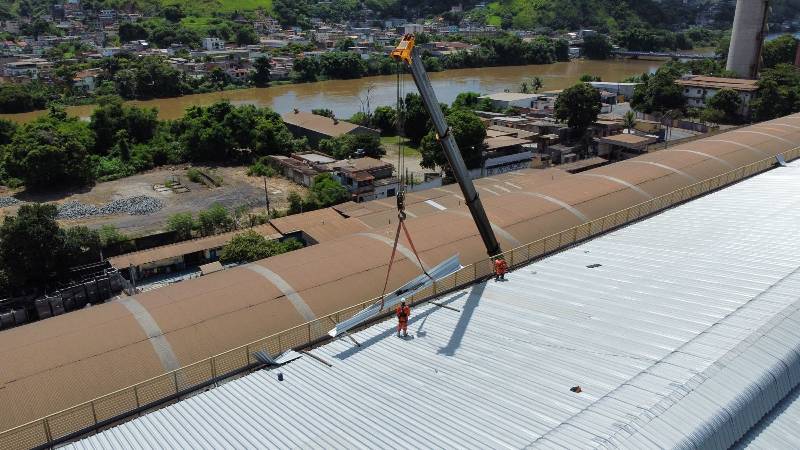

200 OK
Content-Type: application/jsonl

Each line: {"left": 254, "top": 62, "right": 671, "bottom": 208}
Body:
{"left": 328, "top": 255, "right": 461, "bottom": 337}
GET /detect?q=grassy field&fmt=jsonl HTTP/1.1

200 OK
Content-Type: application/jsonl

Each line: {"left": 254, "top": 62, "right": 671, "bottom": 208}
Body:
{"left": 380, "top": 135, "right": 421, "bottom": 157}
{"left": 164, "top": 0, "right": 272, "bottom": 15}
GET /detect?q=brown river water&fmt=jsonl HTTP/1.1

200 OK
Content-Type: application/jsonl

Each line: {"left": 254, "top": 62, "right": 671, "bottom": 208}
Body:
{"left": 1, "top": 59, "right": 661, "bottom": 123}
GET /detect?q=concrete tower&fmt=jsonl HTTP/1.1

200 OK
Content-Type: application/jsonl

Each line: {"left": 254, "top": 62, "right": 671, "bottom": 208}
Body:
{"left": 726, "top": 0, "right": 770, "bottom": 79}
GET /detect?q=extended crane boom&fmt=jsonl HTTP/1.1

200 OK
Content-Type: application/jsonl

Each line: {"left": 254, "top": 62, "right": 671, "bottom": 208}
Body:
{"left": 391, "top": 34, "right": 501, "bottom": 257}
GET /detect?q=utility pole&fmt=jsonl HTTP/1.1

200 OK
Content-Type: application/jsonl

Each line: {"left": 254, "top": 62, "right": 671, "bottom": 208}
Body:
{"left": 263, "top": 176, "right": 271, "bottom": 216}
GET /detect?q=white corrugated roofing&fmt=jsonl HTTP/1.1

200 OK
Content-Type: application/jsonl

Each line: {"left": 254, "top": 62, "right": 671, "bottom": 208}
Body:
{"left": 736, "top": 388, "right": 800, "bottom": 449}
{"left": 67, "top": 161, "right": 800, "bottom": 449}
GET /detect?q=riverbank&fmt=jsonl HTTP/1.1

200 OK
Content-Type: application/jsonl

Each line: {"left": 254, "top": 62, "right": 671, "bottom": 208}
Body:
{"left": 1, "top": 59, "right": 662, "bottom": 124}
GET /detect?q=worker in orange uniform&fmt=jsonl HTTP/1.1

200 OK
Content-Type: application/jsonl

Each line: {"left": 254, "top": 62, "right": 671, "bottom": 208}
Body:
{"left": 396, "top": 301, "right": 410, "bottom": 337}
{"left": 494, "top": 257, "right": 508, "bottom": 281}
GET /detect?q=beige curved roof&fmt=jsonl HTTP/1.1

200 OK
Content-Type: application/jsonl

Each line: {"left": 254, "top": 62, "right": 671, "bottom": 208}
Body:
{"left": 1, "top": 113, "right": 799, "bottom": 431}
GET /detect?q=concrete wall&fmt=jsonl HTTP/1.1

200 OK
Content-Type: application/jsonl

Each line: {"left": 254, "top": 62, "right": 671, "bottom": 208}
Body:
{"left": 726, "top": 0, "right": 769, "bottom": 78}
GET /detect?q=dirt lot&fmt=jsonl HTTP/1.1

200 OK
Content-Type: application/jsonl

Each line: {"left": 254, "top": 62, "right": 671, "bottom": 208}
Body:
{"left": 0, "top": 165, "right": 310, "bottom": 236}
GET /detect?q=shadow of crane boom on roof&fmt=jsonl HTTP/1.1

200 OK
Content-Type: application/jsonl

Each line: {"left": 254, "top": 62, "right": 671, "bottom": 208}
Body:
{"left": 333, "top": 291, "right": 467, "bottom": 361}
{"left": 437, "top": 282, "right": 485, "bottom": 357}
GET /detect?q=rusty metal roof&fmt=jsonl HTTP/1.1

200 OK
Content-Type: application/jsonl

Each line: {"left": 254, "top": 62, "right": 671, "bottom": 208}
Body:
{"left": 1, "top": 113, "right": 798, "bottom": 432}
{"left": 676, "top": 76, "right": 760, "bottom": 92}
{"left": 281, "top": 111, "right": 364, "bottom": 137}
{"left": 108, "top": 224, "right": 282, "bottom": 268}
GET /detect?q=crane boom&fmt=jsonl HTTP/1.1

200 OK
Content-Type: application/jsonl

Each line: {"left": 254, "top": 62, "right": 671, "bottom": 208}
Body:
{"left": 391, "top": 34, "right": 501, "bottom": 257}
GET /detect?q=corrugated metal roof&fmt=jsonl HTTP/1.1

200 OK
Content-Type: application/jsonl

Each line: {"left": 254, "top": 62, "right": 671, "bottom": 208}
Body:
{"left": 108, "top": 224, "right": 282, "bottom": 268}
{"left": 3, "top": 114, "right": 799, "bottom": 432}
{"left": 67, "top": 159, "right": 800, "bottom": 449}
{"left": 736, "top": 387, "right": 800, "bottom": 449}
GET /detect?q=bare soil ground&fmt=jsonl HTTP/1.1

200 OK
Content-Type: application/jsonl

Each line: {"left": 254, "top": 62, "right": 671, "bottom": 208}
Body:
{"left": 0, "top": 165, "right": 310, "bottom": 236}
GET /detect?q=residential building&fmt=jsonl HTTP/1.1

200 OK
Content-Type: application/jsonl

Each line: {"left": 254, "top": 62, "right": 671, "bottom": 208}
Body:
{"left": 202, "top": 37, "right": 225, "bottom": 51}
{"left": 281, "top": 110, "right": 380, "bottom": 148}
{"left": 2, "top": 58, "right": 51, "bottom": 79}
{"left": 325, "top": 157, "right": 397, "bottom": 202}
{"left": 98, "top": 9, "right": 116, "bottom": 25}
{"left": 72, "top": 68, "right": 102, "bottom": 91}
{"left": 404, "top": 23, "right": 424, "bottom": 34}
{"left": 475, "top": 136, "right": 534, "bottom": 177}
{"left": 480, "top": 92, "right": 557, "bottom": 113}
{"left": 676, "top": 76, "right": 759, "bottom": 117}
{"left": 269, "top": 155, "right": 321, "bottom": 187}
{"left": 267, "top": 152, "right": 336, "bottom": 187}
{"left": 587, "top": 81, "right": 640, "bottom": 100}
{"left": 1, "top": 20, "right": 20, "bottom": 34}
{"left": 595, "top": 132, "right": 657, "bottom": 159}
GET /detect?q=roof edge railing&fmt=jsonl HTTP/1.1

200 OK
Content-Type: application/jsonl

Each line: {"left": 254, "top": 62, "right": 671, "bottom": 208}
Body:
{"left": 2, "top": 146, "right": 798, "bottom": 450}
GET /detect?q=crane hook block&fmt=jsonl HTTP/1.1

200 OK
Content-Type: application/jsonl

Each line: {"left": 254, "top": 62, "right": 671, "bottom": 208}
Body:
{"left": 396, "top": 190, "right": 406, "bottom": 218}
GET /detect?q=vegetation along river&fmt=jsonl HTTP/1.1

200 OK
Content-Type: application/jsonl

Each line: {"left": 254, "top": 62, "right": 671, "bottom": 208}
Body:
{"left": 1, "top": 60, "right": 662, "bottom": 123}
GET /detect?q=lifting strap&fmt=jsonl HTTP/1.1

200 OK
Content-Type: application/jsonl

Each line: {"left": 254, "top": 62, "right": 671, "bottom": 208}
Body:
{"left": 378, "top": 194, "right": 433, "bottom": 310}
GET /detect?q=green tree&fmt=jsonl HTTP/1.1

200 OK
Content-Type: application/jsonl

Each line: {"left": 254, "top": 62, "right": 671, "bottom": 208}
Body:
{"left": 583, "top": 34, "right": 612, "bottom": 60}
{"left": 251, "top": 56, "right": 271, "bottom": 87}
{"left": 163, "top": 4, "right": 185, "bottom": 22}
{"left": 762, "top": 35, "right": 799, "bottom": 69}
{"left": 579, "top": 74, "right": 602, "bottom": 82}
{"left": 235, "top": 25, "right": 259, "bottom": 46}
{"left": 292, "top": 56, "right": 320, "bottom": 82}
{"left": 319, "top": 51, "right": 366, "bottom": 79}
{"left": 312, "top": 108, "right": 334, "bottom": 118}
{"left": 631, "top": 71, "right": 687, "bottom": 115}
{"left": 287, "top": 190, "right": 305, "bottom": 214}
{"left": 451, "top": 92, "right": 494, "bottom": 111}
{"left": 0, "top": 204, "right": 66, "bottom": 287}
{"left": 751, "top": 64, "right": 800, "bottom": 121}
{"left": 62, "top": 226, "right": 102, "bottom": 267}
{"left": 308, "top": 173, "right": 349, "bottom": 207}
{"left": 5, "top": 116, "right": 94, "bottom": 188}
{"left": 209, "top": 67, "right": 229, "bottom": 87}
{"left": 372, "top": 106, "right": 397, "bottom": 135}
{"left": 197, "top": 203, "right": 234, "bottom": 236}
{"left": 401, "top": 93, "right": 430, "bottom": 146}
{"left": 420, "top": 109, "right": 486, "bottom": 170}
{"left": 531, "top": 76, "right": 544, "bottom": 93}
{"left": 348, "top": 111, "right": 370, "bottom": 126}
{"left": 90, "top": 97, "right": 158, "bottom": 154}
{"left": 623, "top": 110, "right": 637, "bottom": 133}
{"left": 219, "top": 231, "right": 303, "bottom": 264}
{"left": 119, "top": 22, "right": 148, "bottom": 42}
{"left": 0, "top": 83, "right": 50, "bottom": 113}
{"left": 554, "top": 83, "right": 602, "bottom": 131}
{"left": 167, "top": 212, "right": 196, "bottom": 241}
{"left": 0, "top": 118, "right": 17, "bottom": 145}
{"left": 98, "top": 224, "right": 130, "bottom": 249}
{"left": 336, "top": 37, "right": 356, "bottom": 51}
{"left": 319, "top": 133, "right": 384, "bottom": 159}
{"left": 706, "top": 88, "right": 743, "bottom": 123}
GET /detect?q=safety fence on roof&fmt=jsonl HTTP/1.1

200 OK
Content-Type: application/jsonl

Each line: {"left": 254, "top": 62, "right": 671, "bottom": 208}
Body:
{"left": 1, "top": 148, "right": 797, "bottom": 450}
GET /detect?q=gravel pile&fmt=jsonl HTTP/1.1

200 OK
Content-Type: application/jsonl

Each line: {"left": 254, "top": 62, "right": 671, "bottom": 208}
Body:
{"left": 57, "top": 196, "right": 165, "bottom": 219}
{"left": 0, "top": 197, "right": 21, "bottom": 208}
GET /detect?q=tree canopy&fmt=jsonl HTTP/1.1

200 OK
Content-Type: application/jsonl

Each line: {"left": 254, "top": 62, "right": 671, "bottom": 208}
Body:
{"left": 420, "top": 109, "right": 486, "bottom": 171}
{"left": 705, "top": 88, "right": 743, "bottom": 124}
{"left": 554, "top": 83, "right": 602, "bottom": 131}
{"left": 751, "top": 64, "right": 800, "bottom": 122}
{"left": 631, "top": 70, "right": 687, "bottom": 115}
{"left": 0, "top": 204, "right": 108, "bottom": 290}
{"left": 762, "top": 35, "right": 800, "bottom": 70}
{"left": 4, "top": 114, "right": 94, "bottom": 189}
{"left": 219, "top": 231, "right": 303, "bottom": 264}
